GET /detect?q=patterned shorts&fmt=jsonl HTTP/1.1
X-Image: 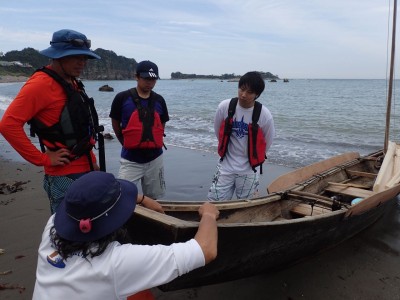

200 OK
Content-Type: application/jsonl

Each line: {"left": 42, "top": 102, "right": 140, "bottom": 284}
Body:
{"left": 207, "top": 163, "right": 259, "bottom": 201}
{"left": 43, "top": 173, "right": 86, "bottom": 214}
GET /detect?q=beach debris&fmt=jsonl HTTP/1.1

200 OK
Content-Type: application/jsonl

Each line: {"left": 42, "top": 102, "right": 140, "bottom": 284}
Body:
{"left": 0, "top": 181, "right": 28, "bottom": 195}
{"left": 0, "top": 283, "right": 26, "bottom": 293}
{"left": 103, "top": 133, "right": 114, "bottom": 140}
{"left": 0, "top": 249, "right": 4, "bottom": 255}
{"left": 0, "top": 270, "right": 12, "bottom": 275}
{"left": 14, "top": 255, "right": 25, "bottom": 260}
{"left": 0, "top": 198, "right": 15, "bottom": 206}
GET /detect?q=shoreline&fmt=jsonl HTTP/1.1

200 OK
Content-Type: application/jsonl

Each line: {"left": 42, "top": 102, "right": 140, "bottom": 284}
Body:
{"left": 0, "top": 75, "right": 28, "bottom": 83}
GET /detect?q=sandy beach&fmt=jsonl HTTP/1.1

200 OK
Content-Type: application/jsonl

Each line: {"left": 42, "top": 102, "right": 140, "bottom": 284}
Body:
{"left": 1, "top": 138, "right": 400, "bottom": 299}
{"left": 0, "top": 75, "right": 28, "bottom": 83}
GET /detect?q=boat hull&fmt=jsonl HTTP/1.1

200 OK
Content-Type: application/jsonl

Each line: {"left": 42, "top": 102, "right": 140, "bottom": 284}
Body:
{"left": 126, "top": 150, "right": 400, "bottom": 291}
{"left": 127, "top": 196, "right": 397, "bottom": 291}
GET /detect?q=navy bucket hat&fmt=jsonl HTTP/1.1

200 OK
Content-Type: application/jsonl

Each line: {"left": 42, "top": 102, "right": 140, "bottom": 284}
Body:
{"left": 54, "top": 171, "right": 137, "bottom": 242}
{"left": 40, "top": 29, "right": 101, "bottom": 59}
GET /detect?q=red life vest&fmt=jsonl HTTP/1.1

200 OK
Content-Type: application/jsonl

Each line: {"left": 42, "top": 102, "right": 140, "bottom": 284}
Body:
{"left": 122, "top": 89, "right": 164, "bottom": 149}
{"left": 218, "top": 97, "right": 267, "bottom": 173}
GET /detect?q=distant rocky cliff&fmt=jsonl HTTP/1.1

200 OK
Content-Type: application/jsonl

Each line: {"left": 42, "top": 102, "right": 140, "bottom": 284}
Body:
{"left": 81, "top": 48, "right": 137, "bottom": 80}
{"left": 0, "top": 47, "right": 137, "bottom": 80}
{"left": 0, "top": 47, "right": 281, "bottom": 80}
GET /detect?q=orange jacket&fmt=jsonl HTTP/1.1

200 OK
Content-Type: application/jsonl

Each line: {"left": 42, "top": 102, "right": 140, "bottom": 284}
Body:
{"left": 0, "top": 67, "right": 96, "bottom": 175}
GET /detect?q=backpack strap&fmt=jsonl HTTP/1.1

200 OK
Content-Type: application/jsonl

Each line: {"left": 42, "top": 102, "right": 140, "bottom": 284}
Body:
{"left": 219, "top": 98, "right": 238, "bottom": 162}
{"left": 129, "top": 88, "right": 141, "bottom": 108}
{"left": 128, "top": 88, "right": 155, "bottom": 120}
{"left": 223, "top": 97, "right": 238, "bottom": 137}
{"left": 228, "top": 97, "right": 238, "bottom": 119}
{"left": 37, "top": 67, "right": 75, "bottom": 93}
{"left": 250, "top": 101, "right": 265, "bottom": 174}
{"left": 252, "top": 101, "right": 262, "bottom": 124}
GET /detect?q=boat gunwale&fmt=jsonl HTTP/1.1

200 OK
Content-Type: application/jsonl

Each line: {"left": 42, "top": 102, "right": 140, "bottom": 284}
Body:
{"left": 134, "top": 203, "right": 348, "bottom": 228}
{"left": 133, "top": 150, "right": 394, "bottom": 227}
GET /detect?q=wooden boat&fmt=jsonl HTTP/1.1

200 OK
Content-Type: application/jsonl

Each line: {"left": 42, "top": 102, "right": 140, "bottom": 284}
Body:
{"left": 127, "top": 149, "right": 400, "bottom": 291}
{"left": 126, "top": 1, "right": 400, "bottom": 292}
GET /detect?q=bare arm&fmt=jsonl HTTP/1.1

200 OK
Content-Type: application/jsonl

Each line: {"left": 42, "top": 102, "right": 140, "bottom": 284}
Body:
{"left": 138, "top": 194, "right": 164, "bottom": 214}
{"left": 194, "top": 202, "right": 219, "bottom": 264}
{"left": 111, "top": 118, "right": 124, "bottom": 145}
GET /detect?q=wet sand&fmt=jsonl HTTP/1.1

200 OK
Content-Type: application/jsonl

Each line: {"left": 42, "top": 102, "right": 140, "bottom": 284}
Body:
{"left": 1, "top": 138, "right": 400, "bottom": 299}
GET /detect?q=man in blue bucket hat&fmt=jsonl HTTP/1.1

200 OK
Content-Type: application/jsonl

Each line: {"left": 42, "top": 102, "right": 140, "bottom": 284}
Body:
{"left": 0, "top": 29, "right": 104, "bottom": 214}
{"left": 40, "top": 29, "right": 101, "bottom": 59}
{"left": 32, "top": 171, "right": 219, "bottom": 299}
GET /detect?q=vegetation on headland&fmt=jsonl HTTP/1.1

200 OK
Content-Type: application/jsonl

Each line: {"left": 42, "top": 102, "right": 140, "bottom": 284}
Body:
{"left": 0, "top": 48, "right": 137, "bottom": 80}
{"left": 0, "top": 48, "right": 280, "bottom": 80}
{"left": 170, "top": 71, "right": 279, "bottom": 80}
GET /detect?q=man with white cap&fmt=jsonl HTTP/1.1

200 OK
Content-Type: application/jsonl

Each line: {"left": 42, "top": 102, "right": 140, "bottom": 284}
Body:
{"left": 0, "top": 29, "right": 102, "bottom": 214}
{"left": 33, "top": 171, "right": 219, "bottom": 299}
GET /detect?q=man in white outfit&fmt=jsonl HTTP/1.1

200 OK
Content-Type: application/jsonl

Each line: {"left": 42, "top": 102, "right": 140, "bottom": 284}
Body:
{"left": 33, "top": 171, "right": 219, "bottom": 299}
{"left": 208, "top": 71, "right": 275, "bottom": 201}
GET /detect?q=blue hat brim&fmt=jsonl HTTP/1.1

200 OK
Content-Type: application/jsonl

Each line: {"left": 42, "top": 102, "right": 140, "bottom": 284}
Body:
{"left": 54, "top": 178, "right": 137, "bottom": 242}
{"left": 40, "top": 47, "right": 101, "bottom": 59}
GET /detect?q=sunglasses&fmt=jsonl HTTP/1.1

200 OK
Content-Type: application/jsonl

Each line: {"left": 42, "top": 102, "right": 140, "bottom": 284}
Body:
{"left": 50, "top": 39, "right": 91, "bottom": 48}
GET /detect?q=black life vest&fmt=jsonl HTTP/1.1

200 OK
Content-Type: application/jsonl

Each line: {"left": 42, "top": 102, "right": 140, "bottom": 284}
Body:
{"left": 218, "top": 97, "right": 267, "bottom": 173}
{"left": 122, "top": 88, "right": 164, "bottom": 149}
{"left": 29, "top": 67, "right": 101, "bottom": 162}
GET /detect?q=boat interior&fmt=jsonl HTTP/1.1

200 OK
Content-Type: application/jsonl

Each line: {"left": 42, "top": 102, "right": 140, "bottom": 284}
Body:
{"left": 147, "top": 151, "right": 385, "bottom": 224}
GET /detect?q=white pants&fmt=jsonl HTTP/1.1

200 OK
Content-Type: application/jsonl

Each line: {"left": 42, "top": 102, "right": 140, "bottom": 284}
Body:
{"left": 207, "top": 163, "right": 259, "bottom": 201}
{"left": 118, "top": 155, "right": 166, "bottom": 199}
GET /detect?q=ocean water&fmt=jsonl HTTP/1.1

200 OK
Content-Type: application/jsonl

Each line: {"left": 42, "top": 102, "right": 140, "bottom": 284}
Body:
{"left": 1, "top": 78, "right": 399, "bottom": 168}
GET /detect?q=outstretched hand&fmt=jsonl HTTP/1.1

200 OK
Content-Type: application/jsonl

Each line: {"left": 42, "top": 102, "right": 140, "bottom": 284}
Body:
{"left": 140, "top": 195, "right": 165, "bottom": 214}
{"left": 198, "top": 202, "right": 220, "bottom": 220}
{"left": 195, "top": 202, "right": 219, "bottom": 264}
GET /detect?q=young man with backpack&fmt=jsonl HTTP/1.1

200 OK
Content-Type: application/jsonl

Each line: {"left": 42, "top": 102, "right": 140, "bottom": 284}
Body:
{"left": 0, "top": 29, "right": 104, "bottom": 214}
{"left": 110, "top": 60, "right": 169, "bottom": 199}
{"left": 207, "top": 71, "right": 275, "bottom": 201}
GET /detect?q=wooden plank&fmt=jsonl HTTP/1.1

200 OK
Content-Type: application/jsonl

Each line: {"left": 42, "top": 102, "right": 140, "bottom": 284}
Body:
{"left": 290, "top": 203, "right": 331, "bottom": 217}
{"left": 346, "top": 170, "right": 377, "bottom": 179}
{"left": 325, "top": 185, "right": 374, "bottom": 198}
{"left": 158, "top": 195, "right": 281, "bottom": 212}
{"left": 287, "top": 190, "right": 333, "bottom": 207}
{"left": 267, "top": 152, "right": 360, "bottom": 193}
{"left": 327, "top": 182, "right": 372, "bottom": 189}
{"left": 134, "top": 206, "right": 198, "bottom": 227}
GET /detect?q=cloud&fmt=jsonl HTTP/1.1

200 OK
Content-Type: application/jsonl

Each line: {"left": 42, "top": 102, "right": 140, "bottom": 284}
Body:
{"left": 0, "top": 0, "right": 395, "bottom": 79}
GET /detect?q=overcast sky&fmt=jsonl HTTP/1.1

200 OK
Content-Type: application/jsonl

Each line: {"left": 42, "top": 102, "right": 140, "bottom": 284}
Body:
{"left": 0, "top": 0, "right": 396, "bottom": 79}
